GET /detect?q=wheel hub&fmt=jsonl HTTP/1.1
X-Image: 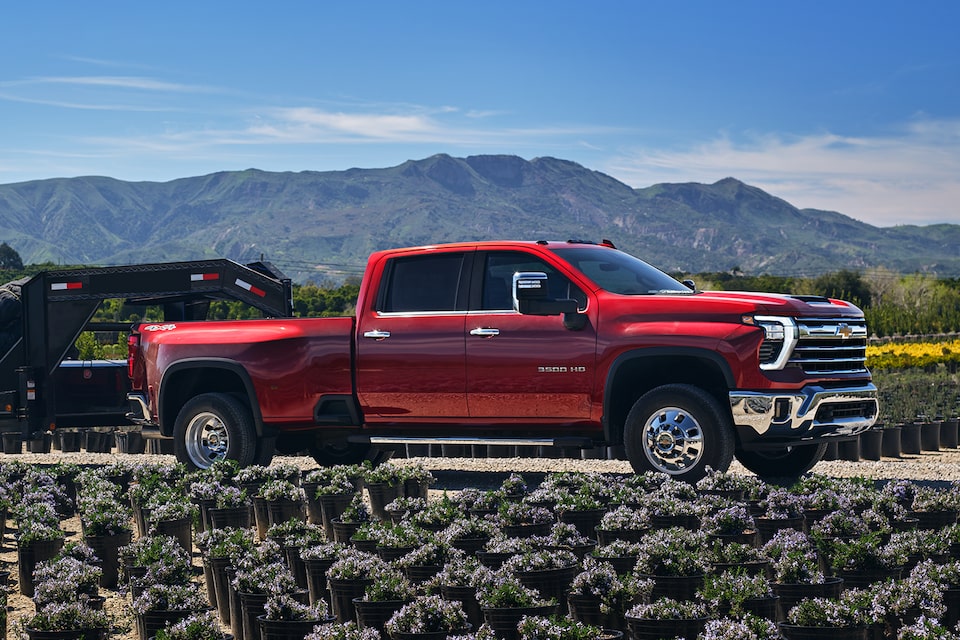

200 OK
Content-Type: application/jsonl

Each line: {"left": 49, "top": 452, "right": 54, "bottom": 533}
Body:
{"left": 186, "top": 411, "right": 230, "bottom": 466}
{"left": 643, "top": 407, "right": 704, "bottom": 474}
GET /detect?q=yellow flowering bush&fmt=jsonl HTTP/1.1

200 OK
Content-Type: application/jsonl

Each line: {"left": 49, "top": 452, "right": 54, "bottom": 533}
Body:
{"left": 867, "top": 339, "right": 960, "bottom": 371}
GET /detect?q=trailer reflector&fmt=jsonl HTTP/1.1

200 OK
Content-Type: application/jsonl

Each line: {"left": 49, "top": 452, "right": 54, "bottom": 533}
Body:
{"left": 190, "top": 273, "right": 220, "bottom": 282}
{"left": 50, "top": 282, "right": 83, "bottom": 291}
{"left": 235, "top": 278, "right": 267, "bottom": 297}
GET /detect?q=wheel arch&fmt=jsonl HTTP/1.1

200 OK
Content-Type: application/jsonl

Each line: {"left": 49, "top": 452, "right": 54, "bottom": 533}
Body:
{"left": 158, "top": 358, "right": 263, "bottom": 437}
{"left": 603, "top": 347, "right": 736, "bottom": 446}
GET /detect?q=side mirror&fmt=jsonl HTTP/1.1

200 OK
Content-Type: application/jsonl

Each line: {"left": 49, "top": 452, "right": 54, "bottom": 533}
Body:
{"left": 512, "top": 272, "right": 587, "bottom": 331}
{"left": 682, "top": 279, "right": 696, "bottom": 291}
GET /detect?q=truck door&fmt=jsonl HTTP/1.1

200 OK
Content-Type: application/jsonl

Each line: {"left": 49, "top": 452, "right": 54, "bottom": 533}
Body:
{"left": 466, "top": 250, "right": 597, "bottom": 419}
{"left": 356, "top": 250, "right": 471, "bottom": 419}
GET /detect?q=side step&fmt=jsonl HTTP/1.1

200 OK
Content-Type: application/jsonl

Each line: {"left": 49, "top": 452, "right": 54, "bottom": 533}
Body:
{"left": 347, "top": 435, "right": 596, "bottom": 449}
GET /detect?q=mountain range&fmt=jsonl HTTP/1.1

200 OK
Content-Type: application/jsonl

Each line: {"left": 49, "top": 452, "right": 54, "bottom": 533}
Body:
{"left": 0, "top": 153, "right": 957, "bottom": 283}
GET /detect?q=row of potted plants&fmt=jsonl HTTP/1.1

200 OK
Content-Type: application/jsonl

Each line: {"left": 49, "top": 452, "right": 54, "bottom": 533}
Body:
{"left": 4, "top": 459, "right": 960, "bottom": 640}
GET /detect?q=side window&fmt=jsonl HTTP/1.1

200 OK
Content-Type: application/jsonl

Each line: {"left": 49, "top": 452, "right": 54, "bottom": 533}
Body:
{"left": 480, "top": 252, "right": 586, "bottom": 311}
{"left": 381, "top": 253, "right": 466, "bottom": 312}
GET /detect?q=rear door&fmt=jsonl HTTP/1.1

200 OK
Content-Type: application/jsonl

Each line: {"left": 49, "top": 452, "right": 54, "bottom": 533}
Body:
{"left": 355, "top": 249, "right": 472, "bottom": 420}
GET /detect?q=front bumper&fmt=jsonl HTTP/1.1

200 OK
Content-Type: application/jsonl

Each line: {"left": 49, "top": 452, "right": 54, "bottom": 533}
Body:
{"left": 730, "top": 383, "right": 878, "bottom": 448}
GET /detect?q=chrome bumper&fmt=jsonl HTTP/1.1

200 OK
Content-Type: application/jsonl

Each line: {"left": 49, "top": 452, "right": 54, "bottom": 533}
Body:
{"left": 730, "top": 383, "right": 878, "bottom": 438}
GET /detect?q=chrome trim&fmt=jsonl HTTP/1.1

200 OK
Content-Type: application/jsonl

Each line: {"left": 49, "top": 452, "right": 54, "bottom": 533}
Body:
{"left": 362, "top": 330, "right": 391, "bottom": 339}
{"left": 755, "top": 316, "right": 798, "bottom": 371}
{"left": 376, "top": 311, "right": 468, "bottom": 317}
{"left": 730, "top": 383, "right": 878, "bottom": 437}
{"left": 126, "top": 392, "right": 152, "bottom": 425}
{"left": 357, "top": 435, "right": 593, "bottom": 448}
{"left": 469, "top": 328, "right": 500, "bottom": 337}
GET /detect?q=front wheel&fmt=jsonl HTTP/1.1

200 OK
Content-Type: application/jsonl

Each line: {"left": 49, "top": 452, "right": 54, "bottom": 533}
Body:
{"left": 623, "top": 384, "right": 735, "bottom": 482}
{"left": 173, "top": 392, "right": 257, "bottom": 470}
{"left": 735, "top": 443, "right": 827, "bottom": 479}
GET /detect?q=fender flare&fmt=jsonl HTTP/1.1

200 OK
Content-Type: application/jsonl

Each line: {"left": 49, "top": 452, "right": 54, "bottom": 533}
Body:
{"left": 602, "top": 346, "right": 736, "bottom": 444}
{"left": 158, "top": 358, "right": 264, "bottom": 437}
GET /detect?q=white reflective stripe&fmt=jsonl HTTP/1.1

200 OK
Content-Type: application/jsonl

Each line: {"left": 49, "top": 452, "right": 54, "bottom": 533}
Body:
{"left": 50, "top": 282, "right": 82, "bottom": 290}
{"left": 191, "top": 273, "right": 219, "bottom": 281}
{"left": 235, "top": 278, "right": 252, "bottom": 291}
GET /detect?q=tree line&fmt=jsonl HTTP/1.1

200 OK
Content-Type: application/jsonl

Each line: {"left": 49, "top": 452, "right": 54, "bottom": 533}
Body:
{"left": 0, "top": 241, "right": 954, "bottom": 337}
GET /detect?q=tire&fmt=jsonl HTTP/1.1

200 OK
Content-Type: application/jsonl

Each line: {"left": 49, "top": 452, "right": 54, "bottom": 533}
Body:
{"left": 735, "top": 443, "right": 827, "bottom": 480}
{"left": 623, "top": 384, "right": 735, "bottom": 482}
{"left": 310, "top": 437, "right": 373, "bottom": 467}
{"left": 173, "top": 392, "right": 257, "bottom": 470}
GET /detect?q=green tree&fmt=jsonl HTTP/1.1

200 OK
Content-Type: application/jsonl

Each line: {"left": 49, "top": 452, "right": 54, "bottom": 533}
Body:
{"left": 0, "top": 242, "right": 23, "bottom": 270}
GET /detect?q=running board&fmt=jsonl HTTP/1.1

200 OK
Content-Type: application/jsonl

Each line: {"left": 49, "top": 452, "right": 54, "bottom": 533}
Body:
{"left": 348, "top": 435, "right": 595, "bottom": 449}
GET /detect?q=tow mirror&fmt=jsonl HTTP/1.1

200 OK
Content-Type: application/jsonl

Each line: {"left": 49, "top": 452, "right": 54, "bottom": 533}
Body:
{"left": 512, "top": 272, "right": 586, "bottom": 330}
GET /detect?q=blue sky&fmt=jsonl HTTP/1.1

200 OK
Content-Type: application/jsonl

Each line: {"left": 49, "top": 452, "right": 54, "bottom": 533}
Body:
{"left": 1, "top": 1, "right": 958, "bottom": 228}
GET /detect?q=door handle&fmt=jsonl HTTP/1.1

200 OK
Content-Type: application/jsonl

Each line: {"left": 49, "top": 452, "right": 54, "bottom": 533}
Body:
{"left": 363, "top": 330, "right": 391, "bottom": 340}
{"left": 469, "top": 328, "right": 500, "bottom": 337}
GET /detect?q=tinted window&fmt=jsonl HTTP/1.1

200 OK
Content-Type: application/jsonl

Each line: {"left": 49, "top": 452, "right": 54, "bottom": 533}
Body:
{"left": 382, "top": 253, "right": 466, "bottom": 312}
{"left": 480, "top": 251, "right": 586, "bottom": 310}
{"left": 552, "top": 247, "right": 690, "bottom": 295}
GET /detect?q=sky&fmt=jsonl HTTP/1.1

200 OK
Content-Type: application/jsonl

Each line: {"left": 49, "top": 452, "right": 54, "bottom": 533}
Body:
{"left": 1, "top": 2, "right": 958, "bottom": 228}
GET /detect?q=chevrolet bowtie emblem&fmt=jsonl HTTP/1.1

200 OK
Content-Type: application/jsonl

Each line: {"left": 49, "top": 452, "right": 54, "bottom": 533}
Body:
{"left": 837, "top": 323, "right": 853, "bottom": 338}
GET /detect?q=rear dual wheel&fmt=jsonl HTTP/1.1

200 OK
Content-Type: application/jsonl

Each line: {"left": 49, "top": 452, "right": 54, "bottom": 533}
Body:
{"left": 173, "top": 393, "right": 257, "bottom": 470}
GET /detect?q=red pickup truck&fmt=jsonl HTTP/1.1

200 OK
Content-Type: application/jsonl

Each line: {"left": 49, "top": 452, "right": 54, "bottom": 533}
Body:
{"left": 126, "top": 240, "right": 878, "bottom": 481}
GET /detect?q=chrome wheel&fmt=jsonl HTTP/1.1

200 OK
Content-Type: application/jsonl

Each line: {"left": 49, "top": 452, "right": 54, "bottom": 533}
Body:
{"left": 174, "top": 393, "right": 256, "bottom": 470}
{"left": 642, "top": 405, "right": 704, "bottom": 474}
{"left": 184, "top": 410, "right": 230, "bottom": 467}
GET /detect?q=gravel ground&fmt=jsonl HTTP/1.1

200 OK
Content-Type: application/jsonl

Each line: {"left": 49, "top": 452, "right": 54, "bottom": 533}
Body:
{"left": 2, "top": 444, "right": 960, "bottom": 639}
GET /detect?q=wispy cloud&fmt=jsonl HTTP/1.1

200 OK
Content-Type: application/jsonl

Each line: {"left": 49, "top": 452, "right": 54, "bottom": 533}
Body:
{"left": 605, "top": 117, "right": 960, "bottom": 227}
{"left": 2, "top": 75, "right": 218, "bottom": 93}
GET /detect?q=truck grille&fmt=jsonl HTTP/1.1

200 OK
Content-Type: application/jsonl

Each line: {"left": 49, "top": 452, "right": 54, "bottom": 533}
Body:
{"left": 789, "top": 317, "right": 869, "bottom": 375}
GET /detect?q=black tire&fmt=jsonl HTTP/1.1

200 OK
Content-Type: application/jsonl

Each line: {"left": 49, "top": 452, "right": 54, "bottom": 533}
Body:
{"left": 309, "top": 437, "right": 373, "bottom": 467}
{"left": 623, "top": 384, "right": 735, "bottom": 482}
{"left": 735, "top": 443, "right": 827, "bottom": 480}
{"left": 173, "top": 392, "right": 257, "bottom": 470}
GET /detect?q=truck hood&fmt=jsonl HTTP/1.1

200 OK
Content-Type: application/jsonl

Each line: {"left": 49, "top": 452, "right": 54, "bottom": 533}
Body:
{"left": 691, "top": 290, "right": 864, "bottom": 317}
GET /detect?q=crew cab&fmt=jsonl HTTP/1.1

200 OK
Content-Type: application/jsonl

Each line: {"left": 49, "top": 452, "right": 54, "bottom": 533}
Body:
{"left": 126, "top": 240, "right": 879, "bottom": 480}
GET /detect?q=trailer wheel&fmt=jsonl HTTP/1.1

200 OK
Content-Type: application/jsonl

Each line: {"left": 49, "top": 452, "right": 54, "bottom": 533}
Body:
{"left": 623, "top": 384, "right": 734, "bottom": 482}
{"left": 735, "top": 444, "right": 827, "bottom": 479}
{"left": 174, "top": 393, "right": 257, "bottom": 470}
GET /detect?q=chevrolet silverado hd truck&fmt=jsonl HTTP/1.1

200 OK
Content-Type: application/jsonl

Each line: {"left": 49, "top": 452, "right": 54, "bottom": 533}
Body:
{"left": 126, "top": 240, "right": 879, "bottom": 481}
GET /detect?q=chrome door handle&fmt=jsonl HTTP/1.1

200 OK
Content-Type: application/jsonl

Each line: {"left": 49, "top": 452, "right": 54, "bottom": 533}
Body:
{"left": 363, "top": 330, "right": 391, "bottom": 340}
{"left": 469, "top": 328, "right": 500, "bottom": 337}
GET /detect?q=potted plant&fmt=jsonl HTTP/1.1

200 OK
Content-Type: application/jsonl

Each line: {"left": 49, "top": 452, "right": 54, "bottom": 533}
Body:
{"left": 332, "top": 495, "right": 374, "bottom": 544}
{"left": 708, "top": 541, "right": 770, "bottom": 576}
{"left": 385, "top": 596, "right": 471, "bottom": 640}
{"left": 698, "top": 568, "right": 777, "bottom": 621}
{"left": 397, "top": 540, "right": 451, "bottom": 584}
{"left": 154, "top": 609, "right": 233, "bottom": 640}
{"left": 207, "top": 485, "right": 252, "bottom": 530}
{"left": 755, "top": 487, "right": 806, "bottom": 543}
{"left": 260, "top": 480, "right": 307, "bottom": 528}
{"left": 32, "top": 555, "right": 103, "bottom": 609}
{"left": 476, "top": 574, "right": 557, "bottom": 640}
{"left": 567, "top": 558, "right": 653, "bottom": 632}
{"left": 257, "top": 592, "right": 331, "bottom": 640}
{"left": 699, "top": 615, "right": 780, "bottom": 640}
{"left": 131, "top": 582, "right": 211, "bottom": 640}
{"left": 700, "top": 503, "right": 758, "bottom": 546}
{"left": 515, "top": 614, "right": 608, "bottom": 640}
{"left": 326, "top": 548, "right": 390, "bottom": 623}
{"left": 624, "top": 597, "right": 708, "bottom": 640}
{"left": 762, "top": 529, "right": 843, "bottom": 614}
{"left": 594, "top": 506, "right": 649, "bottom": 545}
{"left": 497, "top": 502, "right": 555, "bottom": 538}
{"left": 433, "top": 551, "right": 495, "bottom": 629}
{"left": 305, "top": 621, "right": 381, "bottom": 640}
{"left": 828, "top": 532, "right": 907, "bottom": 588}
{"left": 589, "top": 540, "right": 642, "bottom": 576}
{"left": 632, "top": 527, "right": 710, "bottom": 601}
{"left": 353, "top": 568, "right": 418, "bottom": 634}
{"left": 15, "top": 601, "right": 111, "bottom": 640}
{"left": 442, "top": 517, "right": 498, "bottom": 555}
{"left": 779, "top": 593, "right": 868, "bottom": 639}
{"left": 299, "top": 541, "right": 349, "bottom": 613}
{"left": 504, "top": 549, "right": 580, "bottom": 613}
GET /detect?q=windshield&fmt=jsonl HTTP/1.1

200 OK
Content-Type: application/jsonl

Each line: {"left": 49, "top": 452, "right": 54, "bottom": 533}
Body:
{"left": 552, "top": 246, "right": 692, "bottom": 295}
